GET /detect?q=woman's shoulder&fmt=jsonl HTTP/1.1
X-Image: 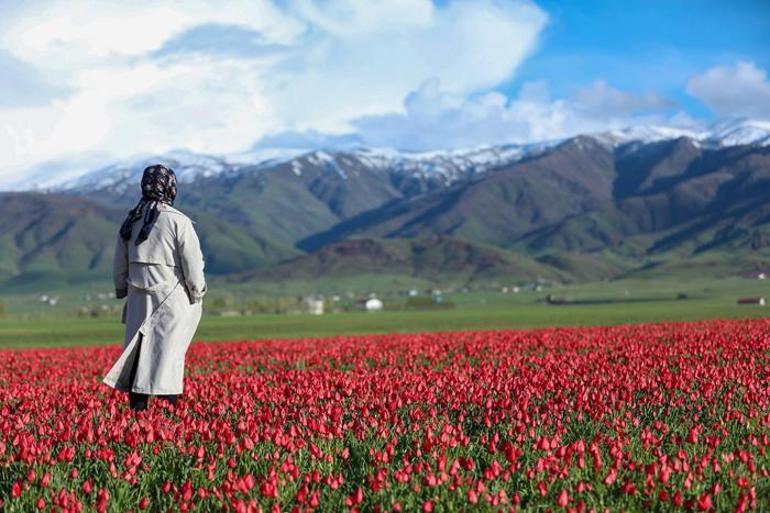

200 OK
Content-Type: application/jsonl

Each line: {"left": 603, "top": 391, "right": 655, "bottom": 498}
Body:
{"left": 158, "top": 204, "right": 196, "bottom": 227}
{"left": 158, "top": 204, "right": 190, "bottom": 218}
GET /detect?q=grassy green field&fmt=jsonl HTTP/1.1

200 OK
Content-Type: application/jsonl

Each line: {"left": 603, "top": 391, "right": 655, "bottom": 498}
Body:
{"left": 0, "top": 276, "right": 768, "bottom": 348}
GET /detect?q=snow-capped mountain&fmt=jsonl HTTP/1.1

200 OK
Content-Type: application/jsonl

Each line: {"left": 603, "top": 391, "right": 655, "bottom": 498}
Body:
{"left": 8, "top": 118, "right": 769, "bottom": 194}
{"left": 53, "top": 143, "right": 557, "bottom": 194}
{"left": 269, "top": 141, "right": 558, "bottom": 185}
{"left": 590, "top": 118, "right": 770, "bottom": 148}
{"left": 2, "top": 116, "right": 770, "bottom": 285}
{"left": 347, "top": 140, "right": 561, "bottom": 183}
{"left": 703, "top": 118, "right": 770, "bottom": 147}
{"left": 57, "top": 150, "right": 238, "bottom": 195}
{"left": 591, "top": 125, "right": 702, "bottom": 147}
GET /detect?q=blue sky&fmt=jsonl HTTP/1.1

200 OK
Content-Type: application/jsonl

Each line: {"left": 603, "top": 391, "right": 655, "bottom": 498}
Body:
{"left": 507, "top": 0, "right": 770, "bottom": 118}
{"left": 0, "top": 0, "right": 769, "bottom": 187}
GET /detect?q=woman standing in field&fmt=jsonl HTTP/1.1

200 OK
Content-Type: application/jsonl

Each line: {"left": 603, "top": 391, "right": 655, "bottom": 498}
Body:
{"left": 103, "top": 164, "right": 206, "bottom": 411}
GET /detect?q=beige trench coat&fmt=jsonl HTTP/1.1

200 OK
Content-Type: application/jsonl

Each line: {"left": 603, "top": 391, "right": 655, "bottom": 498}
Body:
{"left": 103, "top": 204, "right": 206, "bottom": 395}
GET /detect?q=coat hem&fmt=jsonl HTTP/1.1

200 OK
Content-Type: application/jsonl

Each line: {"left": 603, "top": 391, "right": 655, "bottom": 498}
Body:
{"left": 102, "top": 278, "right": 198, "bottom": 395}
{"left": 103, "top": 376, "right": 183, "bottom": 395}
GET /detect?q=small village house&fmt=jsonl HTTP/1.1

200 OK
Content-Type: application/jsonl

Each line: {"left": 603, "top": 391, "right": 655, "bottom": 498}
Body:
{"left": 303, "top": 296, "right": 324, "bottom": 315}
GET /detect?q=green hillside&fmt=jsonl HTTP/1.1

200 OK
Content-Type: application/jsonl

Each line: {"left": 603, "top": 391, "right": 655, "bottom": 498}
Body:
{"left": 1, "top": 137, "right": 769, "bottom": 290}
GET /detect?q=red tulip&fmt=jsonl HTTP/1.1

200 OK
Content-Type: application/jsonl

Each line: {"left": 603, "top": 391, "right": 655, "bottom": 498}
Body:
{"left": 0, "top": 318, "right": 768, "bottom": 510}
{"left": 557, "top": 489, "right": 569, "bottom": 507}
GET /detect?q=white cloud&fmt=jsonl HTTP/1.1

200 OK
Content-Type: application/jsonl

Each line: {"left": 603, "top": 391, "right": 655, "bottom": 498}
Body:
{"left": 0, "top": 50, "right": 69, "bottom": 107}
{"left": 0, "top": 1, "right": 301, "bottom": 65}
{"left": 0, "top": 0, "right": 548, "bottom": 187}
{"left": 265, "top": 0, "right": 548, "bottom": 130}
{"left": 350, "top": 78, "right": 681, "bottom": 150}
{"left": 687, "top": 61, "right": 770, "bottom": 118}
{"left": 573, "top": 80, "right": 676, "bottom": 119}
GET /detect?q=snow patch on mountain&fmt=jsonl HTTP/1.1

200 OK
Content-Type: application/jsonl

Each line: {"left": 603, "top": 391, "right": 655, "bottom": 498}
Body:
{"left": 592, "top": 118, "right": 770, "bottom": 148}
{"left": 57, "top": 148, "right": 308, "bottom": 194}
{"left": 348, "top": 142, "right": 556, "bottom": 184}
{"left": 58, "top": 150, "right": 234, "bottom": 194}
{"left": 704, "top": 118, "right": 770, "bottom": 147}
{"left": 9, "top": 117, "right": 769, "bottom": 193}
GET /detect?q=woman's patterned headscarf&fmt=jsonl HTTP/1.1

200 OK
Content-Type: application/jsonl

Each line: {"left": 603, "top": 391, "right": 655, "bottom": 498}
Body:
{"left": 119, "top": 164, "right": 178, "bottom": 245}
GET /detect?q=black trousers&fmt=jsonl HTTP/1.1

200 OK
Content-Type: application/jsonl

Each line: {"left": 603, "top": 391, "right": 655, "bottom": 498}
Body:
{"left": 128, "top": 334, "right": 178, "bottom": 411}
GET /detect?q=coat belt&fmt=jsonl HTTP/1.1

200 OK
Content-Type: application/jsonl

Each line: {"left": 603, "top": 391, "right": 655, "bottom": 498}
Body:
{"left": 126, "top": 277, "right": 178, "bottom": 293}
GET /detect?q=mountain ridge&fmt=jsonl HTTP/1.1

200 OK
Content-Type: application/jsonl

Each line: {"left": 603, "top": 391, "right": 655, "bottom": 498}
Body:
{"left": 7, "top": 118, "right": 769, "bottom": 194}
{"left": 1, "top": 119, "right": 769, "bottom": 289}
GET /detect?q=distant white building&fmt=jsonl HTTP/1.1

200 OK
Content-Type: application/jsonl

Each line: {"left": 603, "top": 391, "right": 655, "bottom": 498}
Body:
{"left": 304, "top": 296, "right": 324, "bottom": 315}
{"left": 365, "top": 298, "right": 383, "bottom": 311}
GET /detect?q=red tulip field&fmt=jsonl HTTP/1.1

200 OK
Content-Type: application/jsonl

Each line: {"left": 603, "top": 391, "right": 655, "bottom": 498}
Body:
{"left": 2, "top": 318, "right": 770, "bottom": 512}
